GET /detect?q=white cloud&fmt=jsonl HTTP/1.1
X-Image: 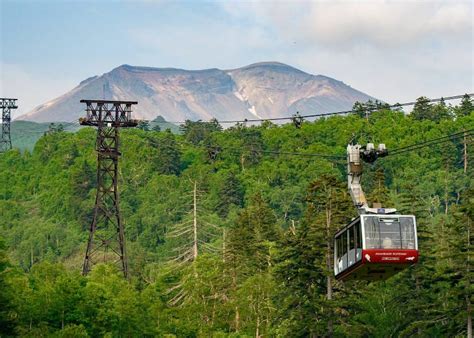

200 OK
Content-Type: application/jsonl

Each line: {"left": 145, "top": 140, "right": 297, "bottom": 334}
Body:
{"left": 222, "top": 1, "right": 472, "bottom": 49}
{"left": 219, "top": 0, "right": 473, "bottom": 102}
{"left": 304, "top": 2, "right": 471, "bottom": 48}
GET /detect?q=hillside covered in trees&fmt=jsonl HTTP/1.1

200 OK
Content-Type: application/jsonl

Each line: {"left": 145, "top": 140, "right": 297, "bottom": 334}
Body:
{"left": 0, "top": 96, "right": 473, "bottom": 337}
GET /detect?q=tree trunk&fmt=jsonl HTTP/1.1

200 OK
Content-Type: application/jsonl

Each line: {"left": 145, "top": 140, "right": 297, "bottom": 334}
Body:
{"left": 290, "top": 219, "right": 296, "bottom": 236}
{"left": 256, "top": 313, "right": 260, "bottom": 338}
{"left": 416, "top": 276, "right": 422, "bottom": 336}
{"left": 211, "top": 300, "right": 216, "bottom": 326}
{"left": 193, "top": 181, "right": 198, "bottom": 261}
{"left": 235, "top": 306, "right": 240, "bottom": 332}
{"left": 468, "top": 299, "right": 472, "bottom": 338}
{"left": 255, "top": 282, "right": 262, "bottom": 338}
{"left": 327, "top": 274, "right": 333, "bottom": 337}
{"left": 464, "top": 130, "right": 468, "bottom": 174}
{"left": 232, "top": 269, "right": 240, "bottom": 332}
{"left": 468, "top": 221, "right": 472, "bottom": 338}
{"left": 326, "top": 203, "right": 333, "bottom": 337}
{"left": 444, "top": 162, "right": 449, "bottom": 215}
{"left": 223, "top": 228, "right": 226, "bottom": 263}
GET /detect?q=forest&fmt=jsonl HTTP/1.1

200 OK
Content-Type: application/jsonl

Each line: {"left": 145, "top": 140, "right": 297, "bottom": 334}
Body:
{"left": 0, "top": 95, "right": 473, "bottom": 337}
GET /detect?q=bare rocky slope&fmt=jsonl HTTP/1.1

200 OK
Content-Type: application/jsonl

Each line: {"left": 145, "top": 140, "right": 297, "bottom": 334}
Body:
{"left": 18, "top": 62, "right": 374, "bottom": 123}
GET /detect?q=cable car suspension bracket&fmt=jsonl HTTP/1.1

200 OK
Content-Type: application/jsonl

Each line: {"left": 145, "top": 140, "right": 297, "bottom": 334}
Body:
{"left": 347, "top": 143, "right": 395, "bottom": 215}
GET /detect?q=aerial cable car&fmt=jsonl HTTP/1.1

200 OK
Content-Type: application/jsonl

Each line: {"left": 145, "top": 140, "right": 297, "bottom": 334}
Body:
{"left": 334, "top": 143, "right": 418, "bottom": 281}
{"left": 292, "top": 112, "right": 304, "bottom": 129}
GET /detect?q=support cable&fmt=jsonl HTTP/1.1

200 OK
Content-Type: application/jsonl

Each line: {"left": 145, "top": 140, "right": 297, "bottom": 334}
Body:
{"left": 388, "top": 129, "right": 474, "bottom": 156}
{"left": 142, "top": 93, "right": 473, "bottom": 125}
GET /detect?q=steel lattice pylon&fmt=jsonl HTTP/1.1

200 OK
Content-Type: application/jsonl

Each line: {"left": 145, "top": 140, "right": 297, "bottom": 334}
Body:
{"left": 0, "top": 98, "right": 18, "bottom": 153}
{"left": 79, "top": 99, "right": 138, "bottom": 278}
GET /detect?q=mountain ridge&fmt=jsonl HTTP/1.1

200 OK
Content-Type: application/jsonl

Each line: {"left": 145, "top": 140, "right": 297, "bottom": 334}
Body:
{"left": 17, "top": 62, "right": 375, "bottom": 123}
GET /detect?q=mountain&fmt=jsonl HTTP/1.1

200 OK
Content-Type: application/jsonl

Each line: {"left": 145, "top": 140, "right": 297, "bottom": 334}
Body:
{"left": 17, "top": 62, "right": 374, "bottom": 123}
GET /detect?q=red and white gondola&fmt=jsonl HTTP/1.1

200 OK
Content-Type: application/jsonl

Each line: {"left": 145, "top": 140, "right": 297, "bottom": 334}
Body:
{"left": 334, "top": 214, "right": 418, "bottom": 281}
{"left": 334, "top": 143, "right": 419, "bottom": 281}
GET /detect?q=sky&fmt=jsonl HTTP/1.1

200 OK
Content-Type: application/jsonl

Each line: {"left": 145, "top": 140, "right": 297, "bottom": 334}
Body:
{"left": 1, "top": 0, "right": 473, "bottom": 118}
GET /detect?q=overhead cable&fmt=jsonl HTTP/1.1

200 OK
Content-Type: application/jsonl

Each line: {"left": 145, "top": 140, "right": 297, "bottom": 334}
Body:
{"left": 146, "top": 93, "right": 473, "bottom": 125}
{"left": 388, "top": 129, "right": 473, "bottom": 156}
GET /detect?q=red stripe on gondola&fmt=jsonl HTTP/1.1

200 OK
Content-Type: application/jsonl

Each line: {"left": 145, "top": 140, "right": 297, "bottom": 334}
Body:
{"left": 362, "top": 249, "right": 418, "bottom": 264}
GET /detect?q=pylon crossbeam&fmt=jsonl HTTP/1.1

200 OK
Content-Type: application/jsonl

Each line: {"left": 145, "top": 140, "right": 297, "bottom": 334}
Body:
{"left": 80, "top": 99, "right": 137, "bottom": 278}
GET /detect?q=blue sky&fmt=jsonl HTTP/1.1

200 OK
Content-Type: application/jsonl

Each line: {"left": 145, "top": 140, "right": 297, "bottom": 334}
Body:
{"left": 1, "top": 0, "right": 472, "bottom": 117}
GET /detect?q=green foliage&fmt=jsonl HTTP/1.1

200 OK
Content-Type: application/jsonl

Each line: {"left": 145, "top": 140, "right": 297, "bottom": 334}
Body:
{"left": 215, "top": 171, "right": 244, "bottom": 217}
{"left": 411, "top": 96, "right": 454, "bottom": 122}
{"left": 180, "top": 119, "right": 222, "bottom": 146}
{"left": 352, "top": 99, "right": 391, "bottom": 119}
{"left": 137, "top": 120, "right": 151, "bottom": 131}
{"left": 152, "top": 124, "right": 161, "bottom": 132}
{"left": 275, "top": 174, "right": 354, "bottom": 336}
{"left": 457, "top": 94, "right": 474, "bottom": 117}
{"left": 0, "top": 236, "right": 17, "bottom": 336}
{"left": 412, "top": 96, "right": 433, "bottom": 120}
{"left": 148, "top": 130, "right": 182, "bottom": 175}
{"left": 0, "top": 105, "right": 472, "bottom": 336}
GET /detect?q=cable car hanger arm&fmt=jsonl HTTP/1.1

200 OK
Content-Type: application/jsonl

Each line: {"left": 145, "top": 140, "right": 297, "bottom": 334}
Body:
{"left": 347, "top": 143, "right": 396, "bottom": 215}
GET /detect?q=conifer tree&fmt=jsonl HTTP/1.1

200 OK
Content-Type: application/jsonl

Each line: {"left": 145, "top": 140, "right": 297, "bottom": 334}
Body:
{"left": 163, "top": 180, "right": 223, "bottom": 334}
{"left": 225, "top": 193, "right": 279, "bottom": 334}
{"left": 0, "top": 236, "right": 16, "bottom": 336}
{"left": 275, "top": 174, "right": 353, "bottom": 336}
{"left": 367, "top": 167, "right": 391, "bottom": 207}
{"left": 457, "top": 94, "right": 474, "bottom": 117}
{"left": 137, "top": 120, "right": 150, "bottom": 131}
{"left": 307, "top": 174, "right": 354, "bottom": 335}
{"left": 412, "top": 96, "right": 433, "bottom": 120}
{"left": 180, "top": 119, "right": 222, "bottom": 145}
{"left": 396, "top": 175, "right": 441, "bottom": 335}
{"left": 238, "top": 128, "right": 263, "bottom": 169}
{"left": 431, "top": 98, "right": 453, "bottom": 122}
{"left": 352, "top": 101, "right": 366, "bottom": 118}
{"left": 150, "top": 130, "right": 181, "bottom": 175}
{"left": 444, "top": 184, "right": 473, "bottom": 335}
{"left": 274, "top": 212, "right": 327, "bottom": 337}
{"left": 216, "top": 171, "right": 244, "bottom": 218}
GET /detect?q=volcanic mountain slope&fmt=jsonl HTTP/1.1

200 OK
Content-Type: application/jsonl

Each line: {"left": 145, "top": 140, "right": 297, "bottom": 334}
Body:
{"left": 18, "top": 62, "right": 374, "bottom": 123}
